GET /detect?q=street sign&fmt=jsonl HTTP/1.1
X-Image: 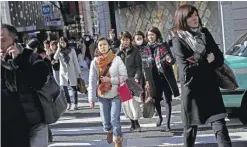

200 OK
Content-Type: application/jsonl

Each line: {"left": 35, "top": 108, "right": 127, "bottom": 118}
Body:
{"left": 41, "top": 4, "right": 51, "bottom": 16}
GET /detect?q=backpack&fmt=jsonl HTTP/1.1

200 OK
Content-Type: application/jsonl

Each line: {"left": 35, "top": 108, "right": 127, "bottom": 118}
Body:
{"left": 32, "top": 59, "right": 67, "bottom": 124}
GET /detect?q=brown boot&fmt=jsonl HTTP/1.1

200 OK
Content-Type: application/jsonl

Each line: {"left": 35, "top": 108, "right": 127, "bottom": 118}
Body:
{"left": 106, "top": 130, "right": 113, "bottom": 144}
{"left": 113, "top": 136, "right": 123, "bottom": 147}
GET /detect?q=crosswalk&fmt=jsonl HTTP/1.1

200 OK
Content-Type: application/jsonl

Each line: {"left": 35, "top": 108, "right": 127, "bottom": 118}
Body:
{"left": 49, "top": 93, "right": 247, "bottom": 147}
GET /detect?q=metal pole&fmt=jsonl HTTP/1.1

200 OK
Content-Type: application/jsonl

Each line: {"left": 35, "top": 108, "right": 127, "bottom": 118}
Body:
{"left": 220, "top": 1, "right": 226, "bottom": 54}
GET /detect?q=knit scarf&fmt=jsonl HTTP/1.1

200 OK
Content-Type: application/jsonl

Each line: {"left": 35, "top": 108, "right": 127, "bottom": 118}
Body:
{"left": 177, "top": 27, "right": 206, "bottom": 60}
{"left": 61, "top": 47, "right": 71, "bottom": 65}
{"left": 96, "top": 50, "right": 116, "bottom": 96}
{"left": 141, "top": 42, "right": 170, "bottom": 74}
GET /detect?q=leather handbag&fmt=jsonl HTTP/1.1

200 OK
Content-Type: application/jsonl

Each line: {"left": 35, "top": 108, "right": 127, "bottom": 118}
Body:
{"left": 215, "top": 63, "right": 239, "bottom": 90}
{"left": 143, "top": 86, "right": 155, "bottom": 118}
{"left": 126, "top": 78, "right": 144, "bottom": 97}
{"left": 77, "top": 78, "right": 87, "bottom": 94}
{"left": 33, "top": 60, "right": 67, "bottom": 124}
{"left": 117, "top": 77, "right": 133, "bottom": 102}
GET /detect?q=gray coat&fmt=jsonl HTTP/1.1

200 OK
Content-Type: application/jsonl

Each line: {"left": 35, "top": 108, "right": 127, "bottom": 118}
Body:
{"left": 54, "top": 47, "right": 81, "bottom": 86}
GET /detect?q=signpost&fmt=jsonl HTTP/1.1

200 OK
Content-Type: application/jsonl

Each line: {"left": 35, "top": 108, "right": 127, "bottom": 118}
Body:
{"left": 41, "top": 4, "right": 51, "bottom": 16}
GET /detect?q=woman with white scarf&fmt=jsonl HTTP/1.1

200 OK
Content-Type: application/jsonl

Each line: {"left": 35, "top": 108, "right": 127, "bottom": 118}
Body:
{"left": 54, "top": 37, "right": 81, "bottom": 110}
{"left": 172, "top": 4, "right": 232, "bottom": 147}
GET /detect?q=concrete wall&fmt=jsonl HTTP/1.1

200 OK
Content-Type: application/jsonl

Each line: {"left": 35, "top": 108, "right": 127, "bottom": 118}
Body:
{"left": 114, "top": 1, "right": 223, "bottom": 49}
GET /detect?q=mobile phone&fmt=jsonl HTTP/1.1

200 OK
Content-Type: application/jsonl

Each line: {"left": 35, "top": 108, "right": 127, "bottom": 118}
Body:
{"left": 186, "top": 56, "right": 198, "bottom": 63}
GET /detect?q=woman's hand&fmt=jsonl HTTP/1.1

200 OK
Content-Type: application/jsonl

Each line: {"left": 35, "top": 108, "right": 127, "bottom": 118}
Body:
{"left": 89, "top": 102, "right": 95, "bottom": 109}
{"left": 135, "top": 79, "right": 139, "bottom": 83}
{"left": 145, "top": 81, "right": 150, "bottom": 89}
{"left": 51, "top": 60, "right": 58, "bottom": 65}
{"left": 100, "top": 76, "right": 111, "bottom": 83}
{"left": 207, "top": 52, "right": 215, "bottom": 63}
{"left": 165, "top": 54, "right": 172, "bottom": 63}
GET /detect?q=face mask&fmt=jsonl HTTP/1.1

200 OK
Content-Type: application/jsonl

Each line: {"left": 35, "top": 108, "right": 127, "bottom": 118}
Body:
{"left": 86, "top": 37, "right": 90, "bottom": 41}
{"left": 135, "top": 40, "right": 143, "bottom": 46}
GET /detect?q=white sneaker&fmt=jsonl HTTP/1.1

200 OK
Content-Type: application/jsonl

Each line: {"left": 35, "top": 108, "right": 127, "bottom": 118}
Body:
{"left": 67, "top": 104, "right": 72, "bottom": 110}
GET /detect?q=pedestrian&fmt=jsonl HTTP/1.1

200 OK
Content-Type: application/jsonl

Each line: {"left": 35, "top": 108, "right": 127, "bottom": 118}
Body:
{"left": 76, "top": 45, "right": 89, "bottom": 85}
{"left": 141, "top": 26, "right": 180, "bottom": 131}
{"left": 83, "top": 35, "right": 95, "bottom": 67}
{"left": 116, "top": 31, "right": 142, "bottom": 132}
{"left": 133, "top": 30, "right": 147, "bottom": 101}
{"left": 109, "top": 29, "right": 121, "bottom": 53}
{"left": 49, "top": 40, "right": 60, "bottom": 85}
{"left": 43, "top": 39, "right": 51, "bottom": 57}
{"left": 172, "top": 4, "right": 232, "bottom": 147}
{"left": 1, "top": 24, "right": 50, "bottom": 147}
{"left": 88, "top": 37, "right": 127, "bottom": 147}
{"left": 54, "top": 37, "right": 81, "bottom": 110}
{"left": 27, "top": 38, "right": 53, "bottom": 73}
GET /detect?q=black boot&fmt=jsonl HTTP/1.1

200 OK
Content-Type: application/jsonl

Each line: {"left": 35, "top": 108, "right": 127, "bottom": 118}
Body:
{"left": 48, "top": 126, "right": 53, "bottom": 143}
{"left": 130, "top": 119, "right": 136, "bottom": 132}
{"left": 156, "top": 117, "right": 163, "bottom": 127}
{"left": 135, "top": 120, "right": 141, "bottom": 132}
{"left": 165, "top": 101, "right": 172, "bottom": 131}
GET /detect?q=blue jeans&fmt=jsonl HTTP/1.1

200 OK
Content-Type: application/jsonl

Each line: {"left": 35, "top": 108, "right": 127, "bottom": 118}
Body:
{"left": 98, "top": 96, "right": 121, "bottom": 137}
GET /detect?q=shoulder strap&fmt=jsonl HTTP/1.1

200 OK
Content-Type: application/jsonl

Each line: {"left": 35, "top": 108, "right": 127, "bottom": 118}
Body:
{"left": 102, "top": 62, "right": 112, "bottom": 76}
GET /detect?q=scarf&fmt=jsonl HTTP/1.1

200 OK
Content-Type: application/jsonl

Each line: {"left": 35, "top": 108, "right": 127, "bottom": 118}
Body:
{"left": 61, "top": 47, "right": 71, "bottom": 65}
{"left": 141, "top": 42, "right": 170, "bottom": 74}
{"left": 177, "top": 27, "right": 206, "bottom": 60}
{"left": 96, "top": 50, "right": 116, "bottom": 96}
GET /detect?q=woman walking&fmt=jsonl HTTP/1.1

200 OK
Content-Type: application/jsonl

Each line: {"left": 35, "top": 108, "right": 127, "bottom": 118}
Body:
{"left": 116, "top": 31, "right": 142, "bottom": 132}
{"left": 141, "top": 27, "right": 180, "bottom": 131}
{"left": 54, "top": 37, "right": 81, "bottom": 110}
{"left": 49, "top": 41, "right": 60, "bottom": 85}
{"left": 172, "top": 4, "right": 232, "bottom": 147}
{"left": 133, "top": 30, "right": 147, "bottom": 101}
{"left": 88, "top": 37, "right": 127, "bottom": 147}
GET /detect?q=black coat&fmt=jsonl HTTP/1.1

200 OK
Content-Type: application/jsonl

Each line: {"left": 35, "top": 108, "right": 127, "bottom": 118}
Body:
{"left": 116, "top": 46, "right": 142, "bottom": 80}
{"left": 2, "top": 49, "right": 50, "bottom": 128}
{"left": 172, "top": 28, "right": 227, "bottom": 126}
{"left": 141, "top": 43, "right": 180, "bottom": 101}
{"left": 1, "top": 83, "right": 30, "bottom": 147}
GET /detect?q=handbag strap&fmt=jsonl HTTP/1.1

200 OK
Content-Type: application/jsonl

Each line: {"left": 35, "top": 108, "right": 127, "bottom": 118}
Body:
{"left": 99, "top": 62, "right": 112, "bottom": 85}
{"left": 102, "top": 62, "right": 112, "bottom": 76}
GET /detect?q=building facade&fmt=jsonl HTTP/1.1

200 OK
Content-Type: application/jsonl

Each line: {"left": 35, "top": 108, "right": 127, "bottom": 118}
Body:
{"left": 1, "top": 1, "right": 64, "bottom": 43}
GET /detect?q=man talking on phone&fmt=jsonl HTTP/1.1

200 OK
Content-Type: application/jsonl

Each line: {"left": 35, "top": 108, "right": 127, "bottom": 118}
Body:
{"left": 1, "top": 24, "right": 50, "bottom": 147}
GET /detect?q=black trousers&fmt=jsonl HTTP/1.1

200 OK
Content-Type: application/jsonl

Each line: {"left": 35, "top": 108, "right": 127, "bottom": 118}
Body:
{"left": 63, "top": 86, "right": 78, "bottom": 104}
{"left": 184, "top": 119, "right": 232, "bottom": 147}
{"left": 154, "top": 92, "right": 172, "bottom": 127}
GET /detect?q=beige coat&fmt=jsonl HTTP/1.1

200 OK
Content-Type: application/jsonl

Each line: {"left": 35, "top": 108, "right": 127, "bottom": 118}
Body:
{"left": 54, "top": 47, "right": 81, "bottom": 86}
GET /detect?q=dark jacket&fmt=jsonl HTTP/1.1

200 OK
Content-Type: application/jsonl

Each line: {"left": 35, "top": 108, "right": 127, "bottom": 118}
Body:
{"left": 2, "top": 49, "right": 50, "bottom": 128}
{"left": 172, "top": 27, "right": 227, "bottom": 126}
{"left": 141, "top": 43, "right": 180, "bottom": 99}
{"left": 1, "top": 79, "right": 30, "bottom": 147}
{"left": 116, "top": 45, "right": 142, "bottom": 80}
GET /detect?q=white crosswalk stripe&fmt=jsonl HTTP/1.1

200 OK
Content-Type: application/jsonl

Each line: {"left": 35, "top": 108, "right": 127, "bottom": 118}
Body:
{"left": 49, "top": 95, "right": 247, "bottom": 147}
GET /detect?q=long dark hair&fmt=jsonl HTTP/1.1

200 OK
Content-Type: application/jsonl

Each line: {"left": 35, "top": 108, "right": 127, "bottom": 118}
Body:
{"left": 174, "top": 4, "right": 202, "bottom": 31}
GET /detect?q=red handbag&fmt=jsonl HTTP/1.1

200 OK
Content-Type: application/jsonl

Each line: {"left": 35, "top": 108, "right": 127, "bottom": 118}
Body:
{"left": 117, "top": 77, "right": 132, "bottom": 102}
